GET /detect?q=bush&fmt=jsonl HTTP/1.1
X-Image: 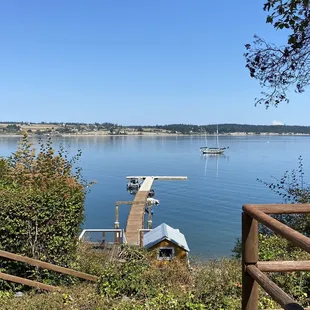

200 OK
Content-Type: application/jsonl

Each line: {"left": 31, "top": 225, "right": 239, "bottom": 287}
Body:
{"left": 0, "top": 283, "right": 108, "bottom": 310}
{"left": 233, "top": 233, "right": 310, "bottom": 308}
{"left": 257, "top": 156, "right": 310, "bottom": 235}
{"left": 97, "top": 247, "right": 239, "bottom": 309}
{"left": 232, "top": 157, "right": 310, "bottom": 308}
{"left": 259, "top": 234, "right": 310, "bottom": 307}
{"left": 193, "top": 259, "right": 241, "bottom": 309}
{"left": 0, "top": 134, "right": 90, "bottom": 287}
{"left": 0, "top": 246, "right": 246, "bottom": 309}
{"left": 76, "top": 243, "right": 111, "bottom": 276}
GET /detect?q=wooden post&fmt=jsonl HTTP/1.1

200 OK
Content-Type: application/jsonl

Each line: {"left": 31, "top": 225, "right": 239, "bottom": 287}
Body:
{"left": 114, "top": 204, "right": 120, "bottom": 244}
{"left": 102, "top": 231, "right": 106, "bottom": 246}
{"left": 139, "top": 230, "right": 143, "bottom": 248}
{"left": 147, "top": 205, "right": 153, "bottom": 229}
{"left": 115, "top": 203, "right": 119, "bottom": 224}
{"left": 242, "top": 212, "right": 258, "bottom": 310}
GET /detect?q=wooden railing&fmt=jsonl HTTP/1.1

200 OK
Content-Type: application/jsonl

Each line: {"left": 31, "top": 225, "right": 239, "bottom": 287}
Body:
{"left": 138, "top": 228, "right": 152, "bottom": 247}
{"left": 0, "top": 249, "right": 98, "bottom": 291}
{"left": 78, "top": 228, "right": 126, "bottom": 245}
{"left": 242, "top": 204, "right": 310, "bottom": 310}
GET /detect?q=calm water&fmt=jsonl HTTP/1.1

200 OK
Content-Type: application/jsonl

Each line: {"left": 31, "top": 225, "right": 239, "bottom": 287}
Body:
{"left": 1, "top": 135, "right": 310, "bottom": 258}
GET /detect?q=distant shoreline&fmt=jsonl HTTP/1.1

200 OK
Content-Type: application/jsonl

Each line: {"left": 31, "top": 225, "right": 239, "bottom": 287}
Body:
{"left": 0, "top": 132, "right": 310, "bottom": 138}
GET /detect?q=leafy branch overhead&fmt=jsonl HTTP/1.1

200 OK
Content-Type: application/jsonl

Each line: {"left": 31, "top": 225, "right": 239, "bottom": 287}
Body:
{"left": 245, "top": 0, "right": 310, "bottom": 107}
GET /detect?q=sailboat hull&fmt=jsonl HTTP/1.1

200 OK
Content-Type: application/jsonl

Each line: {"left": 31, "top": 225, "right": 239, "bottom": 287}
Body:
{"left": 200, "top": 147, "right": 225, "bottom": 155}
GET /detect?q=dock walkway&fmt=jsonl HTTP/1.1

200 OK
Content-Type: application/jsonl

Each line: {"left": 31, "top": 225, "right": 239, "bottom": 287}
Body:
{"left": 125, "top": 177, "right": 154, "bottom": 245}
{"left": 125, "top": 176, "right": 187, "bottom": 245}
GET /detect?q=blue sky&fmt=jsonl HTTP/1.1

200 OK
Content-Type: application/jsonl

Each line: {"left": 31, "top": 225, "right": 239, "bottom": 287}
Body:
{"left": 0, "top": 1, "right": 308, "bottom": 125}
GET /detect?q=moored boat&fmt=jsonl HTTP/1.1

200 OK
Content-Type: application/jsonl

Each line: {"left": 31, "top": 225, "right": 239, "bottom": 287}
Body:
{"left": 200, "top": 125, "right": 228, "bottom": 155}
{"left": 200, "top": 146, "right": 227, "bottom": 154}
{"left": 126, "top": 178, "right": 142, "bottom": 190}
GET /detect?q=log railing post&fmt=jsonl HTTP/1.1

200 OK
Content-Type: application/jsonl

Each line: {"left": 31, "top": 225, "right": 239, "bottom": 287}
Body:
{"left": 114, "top": 204, "right": 120, "bottom": 244}
{"left": 139, "top": 230, "right": 143, "bottom": 248}
{"left": 242, "top": 212, "right": 258, "bottom": 310}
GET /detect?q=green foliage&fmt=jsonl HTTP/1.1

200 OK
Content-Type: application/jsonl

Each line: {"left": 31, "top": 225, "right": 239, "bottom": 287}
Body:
{"left": 97, "top": 247, "right": 191, "bottom": 300}
{"left": 96, "top": 246, "right": 220, "bottom": 309}
{"left": 258, "top": 156, "right": 310, "bottom": 235}
{"left": 112, "top": 292, "right": 206, "bottom": 310}
{"left": 5, "top": 124, "right": 21, "bottom": 133}
{"left": 232, "top": 156, "right": 310, "bottom": 308}
{"left": 0, "top": 246, "right": 244, "bottom": 309}
{"left": 245, "top": 0, "right": 310, "bottom": 107}
{"left": 98, "top": 249, "right": 242, "bottom": 309}
{"left": 193, "top": 259, "right": 241, "bottom": 310}
{"left": 258, "top": 156, "right": 310, "bottom": 204}
{"left": 0, "top": 283, "right": 109, "bottom": 310}
{"left": 232, "top": 233, "right": 305, "bottom": 260}
{"left": 0, "top": 134, "right": 89, "bottom": 287}
{"left": 97, "top": 259, "right": 149, "bottom": 299}
{"left": 259, "top": 234, "right": 310, "bottom": 307}
{"left": 233, "top": 233, "right": 310, "bottom": 308}
{"left": 135, "top": 123, "right": 310, "bottom": 135}
{"left": 76, "top": 244, "right": 111, "bottom": 276}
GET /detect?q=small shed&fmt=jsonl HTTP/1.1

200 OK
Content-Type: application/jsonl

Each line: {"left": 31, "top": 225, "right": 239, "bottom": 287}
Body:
{"left": 143, "top": 223, "right": 189, "bottom": 261}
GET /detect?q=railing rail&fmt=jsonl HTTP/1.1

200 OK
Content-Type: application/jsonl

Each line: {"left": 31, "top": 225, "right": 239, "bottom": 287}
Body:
{"left": 242, "top": 204, "right": 310, "bottom": 310}
{"left": 78, "top": 228, "right": 125, "bottom": 243}
{"left": 0, "top": 249, "right": 98, "bottom": 291}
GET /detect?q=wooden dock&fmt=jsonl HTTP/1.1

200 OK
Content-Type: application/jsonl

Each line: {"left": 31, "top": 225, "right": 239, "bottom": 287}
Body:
{"left": 125, "top": 176, "right": 187, "bottom": 245}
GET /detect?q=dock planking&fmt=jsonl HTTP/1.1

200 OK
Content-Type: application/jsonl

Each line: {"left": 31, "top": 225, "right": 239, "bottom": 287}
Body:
{"left": 126, "top": 177, "right": 154, "bottom": 245}
{"left": 125, "top": 176, "right": 187, "bottom": 245}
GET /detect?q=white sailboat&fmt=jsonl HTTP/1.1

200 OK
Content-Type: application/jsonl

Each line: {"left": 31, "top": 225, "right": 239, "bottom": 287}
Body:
{"left": 200, "top": 125, "right": 228, "bottom": 155}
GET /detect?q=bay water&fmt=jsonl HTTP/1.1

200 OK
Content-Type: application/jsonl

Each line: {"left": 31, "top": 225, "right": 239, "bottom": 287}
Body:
{"left": 1, "top": 135, "right": 310, "bottom": 258}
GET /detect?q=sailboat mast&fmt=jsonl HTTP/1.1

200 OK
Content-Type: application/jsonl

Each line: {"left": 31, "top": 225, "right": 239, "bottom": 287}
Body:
{"left": 216, "top": 125, "right": 219, "bottom": 148}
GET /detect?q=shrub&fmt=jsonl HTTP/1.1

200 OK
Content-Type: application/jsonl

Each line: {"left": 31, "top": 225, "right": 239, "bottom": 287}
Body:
{"left": 193, "top": 258, "right": 241, "bottom": 310}
{"left": 257, "top": 155, "right": 310, "bottom": 235}
{"left": 0, "top": 246, "right": 245, "bottom": 309}
{"left": 97, "top": 247, "right": 240, "bottom": 309}
{"left": 259, "top": 234, "right": 310, "bottom": 307}
{"left": 0, "top": 134, "right": 90, "bottom": 286}
{"left": 97, "top": 247, "right": 194, "bottom": 300}
{"left": 233, "top": 233, "right": 310, "bottom": 308}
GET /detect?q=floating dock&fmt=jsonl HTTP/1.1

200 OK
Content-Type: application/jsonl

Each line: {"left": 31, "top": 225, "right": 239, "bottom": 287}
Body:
{"left": 125, "top": 176, "right": 187, "bottom": 245}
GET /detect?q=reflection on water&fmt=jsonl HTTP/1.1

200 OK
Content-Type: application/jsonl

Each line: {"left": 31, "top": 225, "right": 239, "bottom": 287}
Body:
{"left": 201, "top": 154, "right": 229, "bottom": 177}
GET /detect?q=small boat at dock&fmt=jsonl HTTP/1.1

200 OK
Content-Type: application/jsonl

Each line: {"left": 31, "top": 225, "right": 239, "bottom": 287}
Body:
{"left": 126, "top": 178, "right": 142, "bottom": 190}
{"left": 147, "top": 198, "right": 160, "bottom": 205}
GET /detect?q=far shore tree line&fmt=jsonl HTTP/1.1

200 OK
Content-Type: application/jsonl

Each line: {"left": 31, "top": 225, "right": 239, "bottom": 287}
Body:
{"left": 1, "top": 122, "right": 310, "bottom": 135}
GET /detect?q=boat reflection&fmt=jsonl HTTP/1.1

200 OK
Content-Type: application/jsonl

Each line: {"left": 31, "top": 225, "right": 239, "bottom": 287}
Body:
{"left": 201, "top": 154, "right": 229, "bottom": 177}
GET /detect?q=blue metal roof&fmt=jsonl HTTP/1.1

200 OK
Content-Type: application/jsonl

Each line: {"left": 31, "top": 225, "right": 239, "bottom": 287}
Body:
{"left": 143, "top": 223, "right": 190, "bottom": 252}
